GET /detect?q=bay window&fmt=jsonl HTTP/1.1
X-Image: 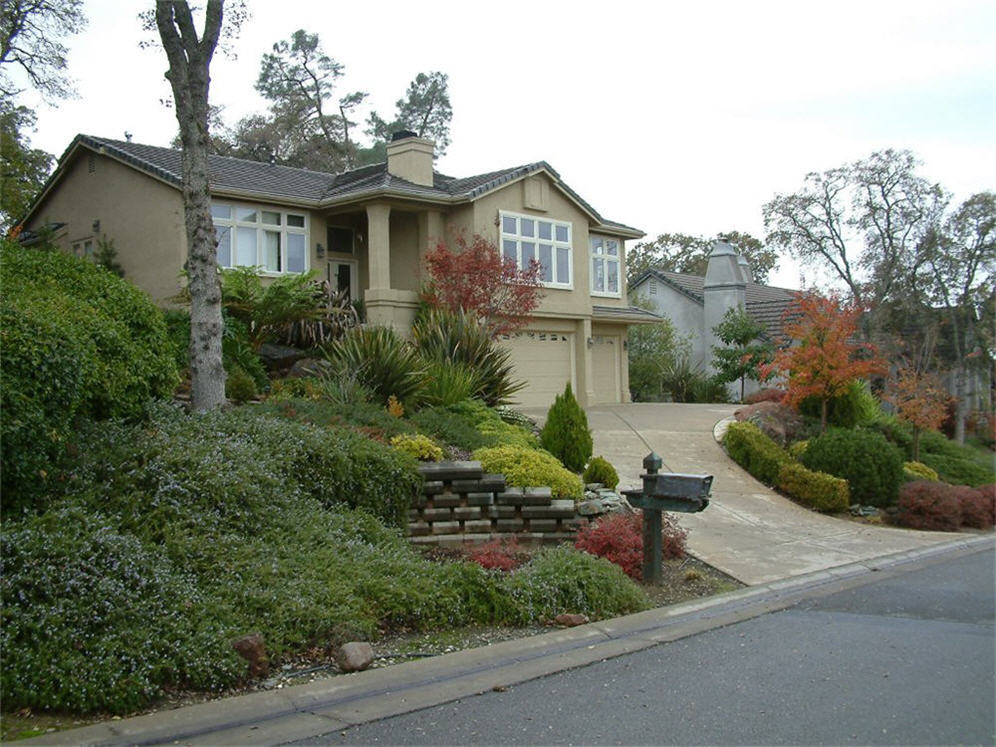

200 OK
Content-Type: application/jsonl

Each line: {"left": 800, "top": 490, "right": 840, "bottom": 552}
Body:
{"left": 500, "top": 211, "right": 572, "bottom": 288}
{"left": 211, "top": 202, "right": 308, "bottom": 274}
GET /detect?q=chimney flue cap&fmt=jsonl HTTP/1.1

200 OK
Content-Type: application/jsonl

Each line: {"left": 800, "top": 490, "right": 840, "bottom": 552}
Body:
{"left": 391, "top": 130, "right": 418, "bottom": 142}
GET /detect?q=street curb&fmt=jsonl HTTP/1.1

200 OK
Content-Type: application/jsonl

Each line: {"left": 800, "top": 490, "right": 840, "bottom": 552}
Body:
{"left": 26, "top": 533, "right": 994, "bottom": 746}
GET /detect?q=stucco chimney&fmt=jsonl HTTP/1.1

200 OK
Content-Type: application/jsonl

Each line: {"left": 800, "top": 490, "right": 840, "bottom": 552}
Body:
{"left": 737, "top": 254, "right": 753, "bottom": 284}
{"left": 703, "top": 241, "right": 747, "bottom": 387}
{"left": 386, "top": 131, "right": 435, "bottom": 187}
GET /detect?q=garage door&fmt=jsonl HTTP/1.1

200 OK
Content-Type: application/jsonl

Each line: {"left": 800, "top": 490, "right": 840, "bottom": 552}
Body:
{"left": 499, "top": 331, "right": 575, "bottom": 408}
{"left": 591, "top": 335, "right": 621, "bottom": 404}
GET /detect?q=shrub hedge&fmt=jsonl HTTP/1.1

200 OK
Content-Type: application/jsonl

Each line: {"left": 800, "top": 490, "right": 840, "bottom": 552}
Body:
{"left": 801, "top": 428, "right": 904, "bottom": 507}
{"left": 777, "top": 462, "right": 850, "bottom": 513}
{"left": 0, "top": 243, "right": 178, "bottom": 507}
{"left": 473, "top": 445, "right": 584, "bottom": 500}
{"left": 722, "top": 421, "right": 790, "bottom": 485}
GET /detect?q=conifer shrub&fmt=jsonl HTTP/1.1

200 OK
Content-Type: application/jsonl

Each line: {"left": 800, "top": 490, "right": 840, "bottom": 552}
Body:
{"left": 390, "top": 433, "right": 444, "bottom": 462}
{"left": 473, "top": 445, "right": 583, "bottom": 500}
{"left": 889, "top": 481, "right": 962, "bottom": 531}
{"left": 802, "top": 428, "right": 904, "bottom": 507}
{"left": 903, "top": 461, "right": 940, "bottom": 482}
{"left": 777, "top": 462, "right": 850, "bottom": 513}
{"left": 540, "top": 384, "right": 593, "bottom": 472}
{"left": 583, "top": 456, "right": 620, "bottom": 489}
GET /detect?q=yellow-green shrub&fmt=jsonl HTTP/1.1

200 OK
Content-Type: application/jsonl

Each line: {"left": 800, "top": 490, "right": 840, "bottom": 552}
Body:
{"left": 904, "top": 460, "right": 939, "bottom": 482}
{"left": 777, "top": 462, "right": 850, "bottom": 513}
{"left": 473, "top": 445, "right": 583, "bottom": 500}
{"left": 391, "top": 433, "right": 444, "bottom": 462}
{"left": 722, "top": 421, "right": 791, "bottom": 485}
{"left": 788, "top": 440, "right": 809, "bottom": 459}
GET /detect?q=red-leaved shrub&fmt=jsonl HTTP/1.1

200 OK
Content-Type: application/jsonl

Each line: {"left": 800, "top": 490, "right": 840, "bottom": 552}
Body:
{"left": 958, "top": 484, "right": 995, "bottom": 529}
{"left": 744, "top": 388, "right": 786, "bottom": 405}
{"left": 890, "top": 481, "right": 962, "bottom": 532}
{"left": 468, "top": 537, "right": 524, "bottom": 572}
{"left": 574, "top": 512, "right": 687, "bottom": 580}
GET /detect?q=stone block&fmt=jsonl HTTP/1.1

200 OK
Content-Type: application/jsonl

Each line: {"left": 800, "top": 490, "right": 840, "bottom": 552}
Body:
{"left": 496, "top": 518, "right": 525, "bottom": 532}
{"left": 497, "top": 488, "right": 525, "bottom": 505}
{"left": 522, "top": 486, "right": 553, "bottom": 500}
{"left": 487, "top": 505, "right": 517, "bottom": 519}
{"left": 432, "top": 493, "right": 463, "bottom": 508}
{"left": 464, "top": 519, "right": 494, "bottom": 533}
{"left": 421, "top": 481, "right": 444, "bottom": 496}
{"left": 522, "top": 501, "right": 576, "bottom": 519}
{"left": 453, "top": 506, "right": 482, "bottom": 521}
{"left": 430, "top": 521, "right": 461, "bottom": 535}
{"left": 526, "top": 518, "right": 559, "bottom": 532}
{"left": 407, "top": 522, "right": 431, "bottom": 537}
{"left": 422, "top": 507, "right": 453, "bottom": 522}
{"left": 480, "top": 474, "right": 507, "bottom": 492}
{"left": 452, "top": 479, "right": 486, "bottom": 492}
{"left": 418, "top": 461, "right": 483, "bottom": 482}
{"left": 465, "top": 492, "right": 494, "bottom": 506}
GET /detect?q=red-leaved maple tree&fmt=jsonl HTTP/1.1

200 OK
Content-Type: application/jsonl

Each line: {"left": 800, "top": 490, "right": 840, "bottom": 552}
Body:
{"left": 762, "top": 292, "right": 884, "bottom": 432}
{"left": 421, "top": 233, "right": 544, "bottom": 336}
{"left": 884, "top": 365, "right": 951, "bottom": 461}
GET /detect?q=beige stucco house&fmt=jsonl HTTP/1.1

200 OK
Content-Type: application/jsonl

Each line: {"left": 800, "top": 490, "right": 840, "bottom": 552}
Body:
{"left": 23, "top": 132, "right": 657, "bottom": 408}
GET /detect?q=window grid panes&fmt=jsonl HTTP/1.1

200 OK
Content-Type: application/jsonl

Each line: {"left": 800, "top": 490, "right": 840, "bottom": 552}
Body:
{"left": 500, "top": 211, "right": 572, "bottom": 288}
{"left": 590, "top": 235, "right": 621, "bottom": 296}
{"left": 212, "top": 201, "right": 308, "bottom": 274}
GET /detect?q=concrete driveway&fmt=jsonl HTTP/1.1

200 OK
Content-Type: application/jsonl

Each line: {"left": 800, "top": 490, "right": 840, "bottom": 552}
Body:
{"left": 524, "top": 403, "right": 960, "bottom": 585}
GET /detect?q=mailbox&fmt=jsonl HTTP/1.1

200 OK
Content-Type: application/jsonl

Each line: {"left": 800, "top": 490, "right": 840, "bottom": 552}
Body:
{"left": 621, "top": 452, "right": 713, "bottom": 583}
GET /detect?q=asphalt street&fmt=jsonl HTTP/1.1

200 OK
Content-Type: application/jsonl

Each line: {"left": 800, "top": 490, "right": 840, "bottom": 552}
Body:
{"left": 299, "top": 544, "right": 995, "bottom": 746}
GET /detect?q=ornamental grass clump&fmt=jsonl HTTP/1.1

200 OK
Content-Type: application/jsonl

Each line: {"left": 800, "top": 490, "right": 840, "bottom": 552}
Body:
{"left": 540, "top": 384, "right": 593, "bottom": 473}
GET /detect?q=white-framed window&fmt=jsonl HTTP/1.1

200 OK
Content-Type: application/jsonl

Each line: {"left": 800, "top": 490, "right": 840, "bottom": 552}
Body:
{"left": 499, "top": 210, "right": 572, "bottom": 288}
{"left": 590, "top": 235, "right": 621, "bottom": 297}
{"left": 72, "top": 238, "right": 95, "bottom": 259}
{"left": 211, "top": 201, "right": 308, "bottom": 274}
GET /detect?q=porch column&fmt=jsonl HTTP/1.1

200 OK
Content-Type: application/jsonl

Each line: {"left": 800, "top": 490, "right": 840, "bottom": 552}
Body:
{"left": 577, "top": 317, "right": 594, "bottom": 408}
{"left": 366, "top": 203, "right": 391, "bottom": 291}
{"left": 418, "top": 209, "right": 444, "bottom": 264}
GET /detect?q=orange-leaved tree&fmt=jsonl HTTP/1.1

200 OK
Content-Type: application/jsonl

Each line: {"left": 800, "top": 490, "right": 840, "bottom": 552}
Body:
{"left": 421, "top": 232, "right": 544, "bottom": 337}
{"left": 762, "top": 292, "right": 884, "bottom": 432}
{"left": 884, "top": 364, "right": 951, "bottom": 461}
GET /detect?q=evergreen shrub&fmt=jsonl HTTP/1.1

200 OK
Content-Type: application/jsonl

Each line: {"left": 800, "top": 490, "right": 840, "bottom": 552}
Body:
{"left": 799, "top": 380, "right": 881, "bottom": 428}
{"left": 777, "top": 462, "right": 850, "bottom": 513}
{"left": 802, "top": 428, "right": 904, "bottom": 507}
{"left": 722, "top": 421, "right": 791, "bottom": 485}
{"left": 583, "top": 456, "right": 620, "bottom": 489}
{"left": 473, "top": 445, "right": 583, "bottom": 500}
{"left": 889, "top": 481, "right": 962, "bottom": 531}
{"left": 390, "top": 433, "right": 444, "bottom": 462}
{"left": 540, "top": 384, "right": 593, "bottom": 472}
{"left": 903, "top": 461, "right": 939, "bottom": 482}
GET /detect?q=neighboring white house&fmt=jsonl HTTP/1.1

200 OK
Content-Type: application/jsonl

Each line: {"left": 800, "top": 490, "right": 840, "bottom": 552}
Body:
{"left": 629, "top": 242, "right": 797, "bottom": 399}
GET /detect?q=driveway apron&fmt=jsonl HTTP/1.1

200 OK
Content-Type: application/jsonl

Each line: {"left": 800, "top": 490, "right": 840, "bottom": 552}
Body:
{"left": 524, "top": 403, "right": 958, "bottom": 585}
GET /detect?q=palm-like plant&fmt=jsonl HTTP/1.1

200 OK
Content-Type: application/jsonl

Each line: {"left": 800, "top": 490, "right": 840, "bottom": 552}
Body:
{"left": 322, "top": 326, "right": 426, "bottom": 407}
{"left": 220, "top": 267, "right": 324, "bottom": 350}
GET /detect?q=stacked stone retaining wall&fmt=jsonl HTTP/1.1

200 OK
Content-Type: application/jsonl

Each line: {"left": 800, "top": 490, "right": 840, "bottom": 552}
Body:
{"left": 411, "top": 461, "right": 580, "bottom": 546}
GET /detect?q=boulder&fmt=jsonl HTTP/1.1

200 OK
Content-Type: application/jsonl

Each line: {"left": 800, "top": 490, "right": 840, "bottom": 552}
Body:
{"left": 553, "top": 613, "right": 589, "bottom": 627}
{"left": 231, "top": 633, "right": 269, "bottom": 677}
{"left": 287, "top": 357, "right": 333, "bottom": 379}
{"left": 258, "top": 343, "right": 306, "bottom": 373}
{"left": 336, "top": 641, "right": 375, "bottom": 672}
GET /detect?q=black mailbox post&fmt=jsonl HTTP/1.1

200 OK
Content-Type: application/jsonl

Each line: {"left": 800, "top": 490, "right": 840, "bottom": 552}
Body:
{"left": 621, "top": 452, "right": 712, "bottom": 584}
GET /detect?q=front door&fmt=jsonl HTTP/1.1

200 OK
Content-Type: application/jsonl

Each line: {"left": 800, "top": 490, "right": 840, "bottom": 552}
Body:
{"left": 327, "top": 259, "right": 357, "bottom": 301}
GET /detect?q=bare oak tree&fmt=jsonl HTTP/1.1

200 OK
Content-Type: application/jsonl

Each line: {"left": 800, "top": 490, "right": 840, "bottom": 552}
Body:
{"left": 155, "top": 0, "right": 226, "bottom": 410}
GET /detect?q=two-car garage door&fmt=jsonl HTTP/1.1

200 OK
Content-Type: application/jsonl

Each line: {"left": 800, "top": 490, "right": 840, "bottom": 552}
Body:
{"left": 500, "top": 331, "right": 625, "bottom": 408}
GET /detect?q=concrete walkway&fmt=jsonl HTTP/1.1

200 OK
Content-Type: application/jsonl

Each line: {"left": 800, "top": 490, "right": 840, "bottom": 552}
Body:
{"left": 525, "top": 402, "right": 960, "bottom": 585}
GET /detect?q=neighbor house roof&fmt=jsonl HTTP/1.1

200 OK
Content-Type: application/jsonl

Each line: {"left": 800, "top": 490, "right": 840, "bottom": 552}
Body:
{"left": 26, "top": 135, "right": 642, "bottom": 237}
{"left": 632, "top": 268, "right": 799, "bottom": 338}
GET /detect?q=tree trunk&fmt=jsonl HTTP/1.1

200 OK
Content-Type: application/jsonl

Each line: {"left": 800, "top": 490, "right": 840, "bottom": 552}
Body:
{"left": 156, "top": 1, "right": 226, "bottom": 411}
{"left": 953, "top": 364, "right": 967, "bottom": 444}
{"left": 912, "top": 426, "right": 921, "bottom": 462}
{"left": 821, "top": 397, "right": 829, "bottom": 433}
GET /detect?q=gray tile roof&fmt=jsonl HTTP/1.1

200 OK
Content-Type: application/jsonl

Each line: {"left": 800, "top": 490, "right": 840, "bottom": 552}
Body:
{"left": 55, "top": 136, "right": 640, "bottom": 235}
{"left": 592, "top": 304, "right": 662, "bottom": 323}
{"left": 634, "top": 268, "right": 799, "bottom": 338}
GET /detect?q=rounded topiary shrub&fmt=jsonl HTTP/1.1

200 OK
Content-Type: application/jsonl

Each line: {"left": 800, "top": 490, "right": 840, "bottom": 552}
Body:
{"left": 583, "top": 456, "right": 619, "bottom": 489}
{"left": 801, "top": 428, "right": 904, "bottom": 507}
{"left": 0, "top": 242, "right": 179, "bottom": 506}
{"left": 540, "top": 384, "right": 593, "bottom": 473}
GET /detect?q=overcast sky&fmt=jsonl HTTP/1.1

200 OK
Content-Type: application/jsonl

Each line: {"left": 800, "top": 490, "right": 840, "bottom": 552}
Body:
{"left": 19, "top": 0, "right": 996, "bottom": 288}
